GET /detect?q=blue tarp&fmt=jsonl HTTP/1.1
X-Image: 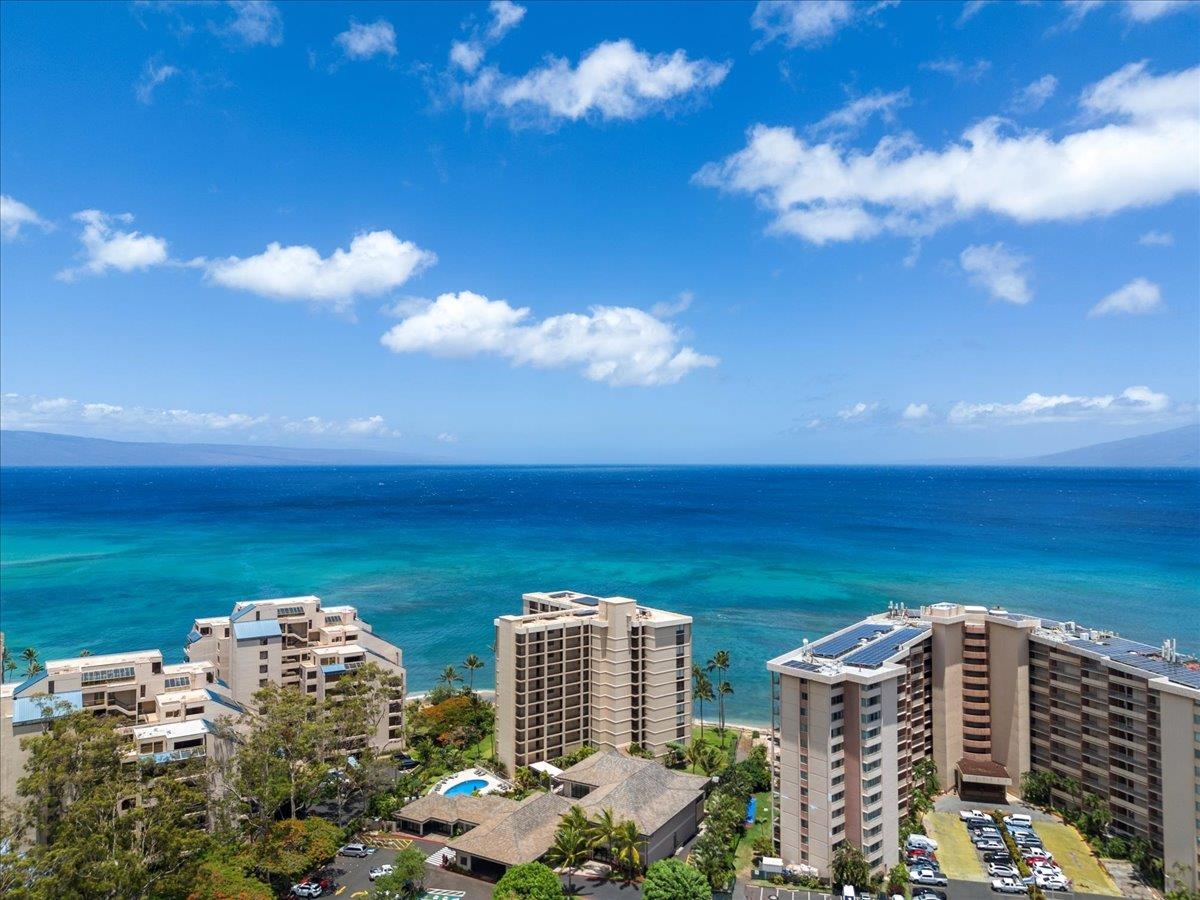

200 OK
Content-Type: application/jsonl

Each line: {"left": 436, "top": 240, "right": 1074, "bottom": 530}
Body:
{"left": 746, "top": 795, "right": 757, "bottom": 826}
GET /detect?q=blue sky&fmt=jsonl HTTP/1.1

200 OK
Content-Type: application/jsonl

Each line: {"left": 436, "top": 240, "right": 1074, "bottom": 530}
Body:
{"left": 1, "top": 0, "right": 1197, "bottom": 463}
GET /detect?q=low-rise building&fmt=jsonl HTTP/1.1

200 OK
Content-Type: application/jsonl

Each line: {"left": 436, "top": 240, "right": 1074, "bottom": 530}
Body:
{"left": 494, "top": 591, "right": 692, "bottom": 772}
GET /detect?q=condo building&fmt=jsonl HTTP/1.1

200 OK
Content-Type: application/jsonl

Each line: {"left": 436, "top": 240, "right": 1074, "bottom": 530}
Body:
{"left": 768, "top": 603, "right": 1200, "bottom": 892}
{"left": 494, "top": 591, "right": 692, "bottom": 773}
{"left": 185, "top": 595, "right": 407, "bottom": 752}
{"left": 0, "top": 646, "right": 242, "bottom": 809}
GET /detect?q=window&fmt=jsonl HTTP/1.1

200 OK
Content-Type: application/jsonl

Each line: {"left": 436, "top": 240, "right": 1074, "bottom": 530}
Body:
{"left": 259, "top": 665, "right": 269, "bottom": 674}
{"left": 259, "top": 651, "right": 269, "bottom": 660}
{"left": 325, "top": 614, "right": 343, "bottom": 625}
{"left": 277, "top": 605, "right": 304, "bottom": 617}
{"left": 163, "top": 675, "right": 190, "bottom": 690}
{"left": 259, "top": 679, "right": 268, "bottom": 688}
{"left": 259, "top": 639, "right": 268, "bottom": 646}
{"left": 81, "top": 666, "right": 135, "bottom": 685}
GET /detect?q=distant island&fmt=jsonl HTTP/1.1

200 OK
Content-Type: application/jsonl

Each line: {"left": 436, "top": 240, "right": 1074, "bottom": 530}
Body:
{"left": 0, "top": 430, "right": 441, "bottom": 467}
{"left": 1, "top": 425, "right": 1197, "bottom": 467}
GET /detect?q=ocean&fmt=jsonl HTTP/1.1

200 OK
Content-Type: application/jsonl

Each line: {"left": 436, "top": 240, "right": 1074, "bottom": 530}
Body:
{"left": 1, "top": 466, "right": 1197, "bottom": 725}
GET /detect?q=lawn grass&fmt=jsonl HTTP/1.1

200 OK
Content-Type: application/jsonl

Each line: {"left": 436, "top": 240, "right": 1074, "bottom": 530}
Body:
{"left": 1035, "top": 821, "right": 1121, "bottom": 896}
{"left": 923, "top": 811, "right": 986, "bottom": 881}
{"left": 465, "top": 732, "right": 494, "bottom": 762}
{"left": 735, "top": 791, "right": 772, "bottom": 873}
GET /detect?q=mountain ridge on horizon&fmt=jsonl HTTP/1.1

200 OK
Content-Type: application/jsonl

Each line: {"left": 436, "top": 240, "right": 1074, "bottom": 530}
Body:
{"left": 1, "top": 425, "right": 1196, "bottom": 467}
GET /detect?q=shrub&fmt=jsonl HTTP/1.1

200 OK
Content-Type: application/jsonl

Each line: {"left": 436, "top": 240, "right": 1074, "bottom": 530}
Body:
{"left": 493, "top": 862, "right": 566, "bottom": 900}
{"left": 642, "top": 859, "right": 711, "bottom": 900}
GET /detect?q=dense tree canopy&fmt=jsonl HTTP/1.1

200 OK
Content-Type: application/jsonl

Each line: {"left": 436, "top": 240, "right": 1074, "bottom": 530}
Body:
{"left": 642, "top": 858, "right": 711, "bottom": 900}
{"left": 493, "top": 862, "right": 566, "bottom": 900}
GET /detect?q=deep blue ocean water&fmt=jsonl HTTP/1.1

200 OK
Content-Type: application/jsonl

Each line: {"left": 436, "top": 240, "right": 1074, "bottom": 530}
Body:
{"left": 2, "top": 466, "right": 1197, "bottom": 724}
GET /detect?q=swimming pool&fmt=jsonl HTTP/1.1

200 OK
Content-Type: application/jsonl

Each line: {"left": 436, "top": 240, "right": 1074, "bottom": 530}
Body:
{"left": 442, "top": 778, "right": 489, "bottom": 797}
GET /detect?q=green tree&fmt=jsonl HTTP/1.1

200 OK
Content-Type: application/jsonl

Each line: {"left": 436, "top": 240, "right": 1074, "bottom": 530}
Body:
{"left": 439, "top": 665, "right": 462, "bottom": 691}
{"left": 587, "top": 807, "right": 619, "bottom": 861}
{"left": 611, "top": 819, "right": 643, "bottom": 880}
{"left": 886, "top": 862, "right": 909, "bottom": 895}
{"left": 707, "top": 650, "right": 731, "bottom": 733}
{"left": 560, "top": 804, "right": 591, "bottom": 836}
{"left": 372, "top": 846, "right": 427, "bottom": 899}
{"left": 187, "top": 854, "right": 274, "bottom": 900}
{"left": 2, "top": 646, "right": 16, "bottom": 683}
{"left": 690, "top": 830, "right": 735, "bottom": 891}
{"left": 696, "top": 744, "right": 726, "bottom": 777}
{"left": 1021, "top": 769, "right": 1057, "bottom": 806}
{"left": 493, "top": 862, "right": 566, "bottom": 900}
{"left": 717, "top": 682, "right": 734, "bottom": 735}
{"left": 642, "top": 858, "right": 710, "bottom": 900}
{"left": 831, "top": 842, "right": 872, "bottom": 891}
{"left": 692, "top": 665, "right": 713, "bottom": 740}
{"left": 19, "top": 647, "right": 39, "bottom": 677}
{"left": 243, "top": 817, "right": 341, "bottom": 888}
{"left": 463, "top": 654, "right": 485, "bottom": 692}
{"left": 545, "top": 823, "right": 591, "bottom": 892}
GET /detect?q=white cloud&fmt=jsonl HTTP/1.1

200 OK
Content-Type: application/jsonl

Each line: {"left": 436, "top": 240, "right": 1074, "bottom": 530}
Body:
{"left": 903, "top": 402, "right": 931, "bottom": 420}
{"left": 1056, "top": 0, "right": 1104, "bottom": 30}
{"left": 57, "top": 210, "right": 170, "bottom": 281}
{"left": 335, "top": 19, "right": 397, "bottom": 61}
{"left": 1011, "top": 74, "right": 1058, "bottom": 112}
{"left": 921, "top": 57, "right": 992, "bottom": 83}
{"left": 1, "top": 195, "right": 51, "bottom": 240}
{"left": 224, "top": 1, "right": 283, "bottom": 47}
{"left": 135, "top": 58, "right": 180, "bottom": 104}
{"left": 836, "top": 401, "right": 879, "bottom": 422}
{"left": 1123, "top": 0, "right": 1192, "bottom": 22}
{"left": 958, "top": 0, "right": 994, "bottom": 25}
{"left": 486, "top": 0, "right": 526, "bottom": 41}
{"left": 694, "top": 62, "right": 1200, "bottom": 245}
{"left": 450, "top": 40, "right": 486, "bottom": 73}
{"left": 949, "top": 385, "right": 1173, "bottom": 425}
{"left": 650, "top": 290, "right": 694, "bottom": 318}
{"left": 2, "top": 393, "right": 400, "bottom": 441}
{"left": 1089, "top": 277, "right": 1163, "bottom": 317}
{"left": 204, "top": 230, "right": 436, "bottom": 311}
{"left": 464, "top": 39, "right": 730, "bottom": 122}
{"left": 437, "top": 432, "right": 459, "bottom": 443}
{"left": 380, "top": 290, "right": 718, "bottom": 387}
{"left": 809, "top": 89, "right": 910, "bottom": 139}
{"left": 750, "top": 0, "right": 895, "bottom": 48}
{"left": 1138, "top": 230, "right": 1174, "bottom": 246}
{"left": 960, "top": 243, "right": 1032, "bottom": 304}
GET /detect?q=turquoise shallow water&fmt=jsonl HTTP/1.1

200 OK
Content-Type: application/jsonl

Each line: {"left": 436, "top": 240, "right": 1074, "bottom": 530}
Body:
{"left": 1, "top": 466, "right": 1197, "bottom": 724}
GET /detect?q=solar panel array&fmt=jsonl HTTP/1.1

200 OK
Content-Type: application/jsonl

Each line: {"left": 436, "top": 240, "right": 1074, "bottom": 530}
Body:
{"left": 810, "top": 622, "right": 892, "bottom": 658}
{"left": 783, "top": 659, "right": 825, "bottom": 672}
{"left": 1066, "top": 637, "right": 1200, "bottom": 690}
{"left": 843, "top": 625, "right": 931, "bottom": 667}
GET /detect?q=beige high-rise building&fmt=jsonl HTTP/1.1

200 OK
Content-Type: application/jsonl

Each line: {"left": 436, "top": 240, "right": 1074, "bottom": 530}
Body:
{"left": 185, "top": 595, "right": 406, "bottom": 752}
{"left": 769, "top": 603, "right": 1200, "bottom": 892}
{"left": 1, "top": 647, "right": 241, "bottom": 810}
{"left": 494, "top": 591, "right": 692, "bottom": 774}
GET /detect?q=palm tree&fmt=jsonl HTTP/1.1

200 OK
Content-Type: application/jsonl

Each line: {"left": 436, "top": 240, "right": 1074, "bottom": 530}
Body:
{"left": 718, "top": 681, "right": 733, "bottom": 734}
{"left": 707, "top": 650, "right": 731, "bottom": 738}
{"left": 683, "top": 741, "right": 703, "bottom": 774}
{"left": 562, "top": 804, "right": 591, "bottom": 835}
{"left": 546, "top": 824, "right": 591, "bottom": 893}
{"left": 78, "top": 649, "right": 92, "bottom": 657}
{"left": 462, "top": 654, "right": 484, "bottom": 693}
{"left": 611, "top": 819, "right": 642, "bottom": 881}
{"left": 697, "top": 744, "right": 726, "bottom": 777}
{"left": 20, "top": 647, "right": 39, "bottom": 677}
{"left": 587, "top": 807, "right": 619, "bottom": 862}
{"left": 692, "top": 668, "right": 713, "bottom": 740}
{"left": 438, "top": 665, "right": 461, "bottom": 691}
{"left": 2, "top": 647, "right": 16, "bottom": 683}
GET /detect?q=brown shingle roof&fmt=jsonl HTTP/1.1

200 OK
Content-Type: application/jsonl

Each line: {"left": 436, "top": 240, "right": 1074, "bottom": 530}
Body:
{"left": 449, "top": 792, "right": 575, "bottom": 866}
{"left": 574, "top": 756, "right": 709, "bottom": 835}
{"left": 395, "top": 792, "right": 520, "bottom": 828}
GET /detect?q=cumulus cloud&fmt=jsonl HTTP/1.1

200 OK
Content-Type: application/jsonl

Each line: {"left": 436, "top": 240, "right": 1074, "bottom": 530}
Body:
{"left": 1138, "top": 230, "right": 1174, "bottom": 246}
{"left": 921, "top": 57, "right": 992, "bottom": 83}
{"left": 750, "top": 0, "right": 895, "bottom": 49}
{"left": 650, "top": 290, "right": 694, "bottom": 318}
{"left": 380, "top": 290, "right": 718, "bottom": 387}
{"left": 1, "top": 195, "right": 51, "bottom": 240}
{"left": 224, "top": 1, "right": 283, "bottom": 47}
{"left": 949, "top": 385, "right": 1175, "bottom": 425}
{"left": 335, "top": 18, "right": 397, "bottom": 61}
{"left": 836, "top": 401, "right": 880, "bottom": 422}
{"left": 1089, "top": 278, "right": 1163, "bottom": 316}
{"left": 57, "top": 210, "right": 170, "bottom": 281}
{"left": 903, "top": 402, "right": 931, "bottom": 421}
{"left": 2, "top": 393, "right": 400, "bottom": 441}
{"left": 694, "top": 62, "right": 1200, "bottom": 245}
{"left": 449, "top": 0, "right": 525, "bottom": 74}
{"left": 1011, "top": 74, "right": 1058, "bottom": 112}
{"left": 135, "top": 58, "right": 180, "bottom": 104}
{"left": 809, "top": 88, "right": 910, "bottom": 139}
{"left": 204, "top": 230, "right": 436, "bottom": 311}
{"left": 1058, "top": 0, "right": 1194, "bottom": 30}
{"left": 463, "top": 39, "right": 729, "bottom": 123}
{"left": 960, "top": 243, "right": 1033, "bottom": 304}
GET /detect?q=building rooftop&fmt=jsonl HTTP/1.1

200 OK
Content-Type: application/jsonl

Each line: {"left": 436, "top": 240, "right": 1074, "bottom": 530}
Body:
{"left": 132, "top": 718, "right": 213, "bottom": 741}
{"left": 44, "top": 648, "right": 162, "bottom": 672}
{"left": 769, "top": 613, "right": 930, "bottom": 680}
{"left": 1034, "top": 625, "right": 1200, "bottom": 692}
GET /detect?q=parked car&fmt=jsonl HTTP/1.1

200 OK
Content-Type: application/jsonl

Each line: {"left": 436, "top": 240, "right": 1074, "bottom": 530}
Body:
{"left": 976, "top": 839, "right": 1006, "bottom": 851}
{"left": 988, "top": 864, "right": 1020, "bottom": 878}
{"left": 907, "top": 835, "right": 939, "bottom": 851}
{"left": 911, "top": 891, "right": 946, "bottom": 900}
{"left": 910, "top": 869, "right": 949, "bottom": 887}
{"left": 1038, "top": 876, "right": 1071, "bottom": 892}
{"left": 1033, "top": 864, "right": 1064, "bottom": 878}
{"left": 1023, "top": 849, "right": 1054, "bottom": 862}
{"left": 369, "top": 865, "right": 394, "bottom": 881}
{"left": 338, "top": 843, "right": 370, "bottom": 858}
{"left": 1005, "top": 814, "right": 1034, "bottom": 828}
{"left": 959, "top": 808, "right": 987, "bottom": 821}
{"left": 396, "top": 756, "right": 420, "bottom": 771}
{"left": 973, "top": 825, "right": 1002, "bottom": 836}
{"left": 983, "top": 851, "right": 1014, "bottom": 864}
{"left": 992, "top": 877, "right": 1027, "bottom": 894}
{"left": 966, "top": 816, "right": 993, "bottom": 827}
{"left": 290, "top": 882, "right": 323, "bottom": 898}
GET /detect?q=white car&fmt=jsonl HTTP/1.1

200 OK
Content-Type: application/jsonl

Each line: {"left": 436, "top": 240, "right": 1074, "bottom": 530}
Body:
{"left": 959, "top": 808, "right": 987, "bottom": 821}
{"left": 976, "top": 839, "right": 1006, "bottom": 851}
{"left": 910, "top": 868, "right": 948, "bottom": 887}
{"left": 907, "top": 835, "right": 939, "bottom": 851}
{"left": 291, "top": 884, "right": 323, "bottom": 898}
{"left": 369, "top": 864, "right": 394, "bottom": 881}
{"left": 1033, "top": 864, "right": 1064, "bottom": 878}
{"left": 1038, "top": 876, "right": 1071, "bottom": 892}
{"left": 988, "top": 864, "right": 1020, "bottom": 878}
{"left": 1005, "top": 814, "right": 1033, "bottom": 828}
{"left": 991, "top": 878, "right": 1026, "bottom": 894}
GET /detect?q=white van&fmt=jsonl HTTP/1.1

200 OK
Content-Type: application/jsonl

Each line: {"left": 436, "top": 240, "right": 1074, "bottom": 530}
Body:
{"left": 906, "top": 834, "right": 939, "bottom": 851}
{"left": 842, "top": 886, "right": 856, "bottom": 900}
{"left": 1004, "top": 814, "right": 1033, "bottom": 828}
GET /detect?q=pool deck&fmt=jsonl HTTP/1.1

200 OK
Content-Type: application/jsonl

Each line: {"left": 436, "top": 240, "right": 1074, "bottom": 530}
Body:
{"left": 432, "top": 767, "right": 511, "bottom": 797}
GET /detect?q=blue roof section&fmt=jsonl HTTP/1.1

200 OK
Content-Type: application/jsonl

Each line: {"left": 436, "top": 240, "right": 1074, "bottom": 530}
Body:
{"left": 321, "top": 663, "right": 347, "bottom": 675}
{"left": 13, "top": 691, "right": 83, "bottom": 725}
{"left": 810, "top": 623, "right": 893, "bottom": 658}
{"left": 186, "top": 628, "right": 202, "bottom": 644}
{"left": 1065, "top": 637, "right": 1200, "bottom": 690}
{"left": 843, "top": 625, "right": 931, "bottom": 667}
{"left": 572, "top": 596, "right": 601, "bottom": 607}
{"left": 232, "top": 620, "right": 282, "bottom": 640}
{"left": 230, "top": 603, "right": 258, "bottom": 622}
{"left": 12, "top": 669, "right": 49, "bottom": 697}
